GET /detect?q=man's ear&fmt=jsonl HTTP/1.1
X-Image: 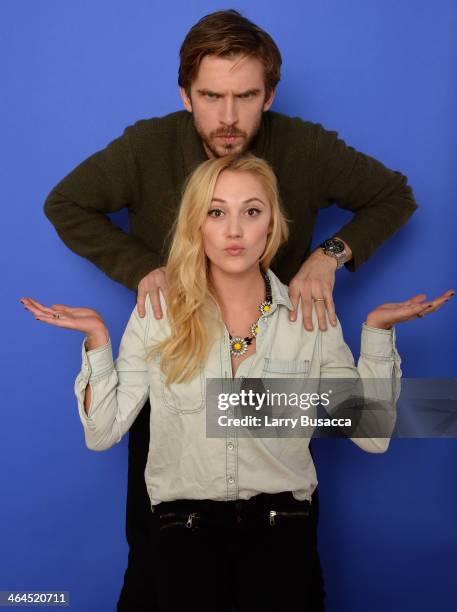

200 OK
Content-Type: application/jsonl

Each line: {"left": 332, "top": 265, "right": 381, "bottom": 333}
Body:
{"left": 263, "top": 87, "right": 276, "bottom": 112}
{"left": 179, "top": 86, "right": 193, "bottom": 113}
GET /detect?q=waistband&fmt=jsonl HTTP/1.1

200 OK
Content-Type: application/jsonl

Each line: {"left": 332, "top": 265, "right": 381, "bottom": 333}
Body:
{"left": 151, "top": 491, "right": 311, "bottom": 515}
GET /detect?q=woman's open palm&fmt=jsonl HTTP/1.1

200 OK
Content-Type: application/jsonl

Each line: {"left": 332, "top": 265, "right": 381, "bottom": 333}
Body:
{"left": 366, "top": 290, "right": 453, "bottom": 329}
{"left": 20, "top": 298, "right": 107, "bottom": 337}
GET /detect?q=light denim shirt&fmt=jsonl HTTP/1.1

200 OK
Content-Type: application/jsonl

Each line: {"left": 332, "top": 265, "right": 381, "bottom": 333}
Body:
{"left": 74, "top": 269, "right": 401, "bottom": 506}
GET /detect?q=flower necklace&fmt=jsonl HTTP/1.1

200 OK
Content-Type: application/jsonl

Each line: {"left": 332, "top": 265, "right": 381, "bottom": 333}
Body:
{"left": 229, "top": 272, "right": 272, "bottom": 357}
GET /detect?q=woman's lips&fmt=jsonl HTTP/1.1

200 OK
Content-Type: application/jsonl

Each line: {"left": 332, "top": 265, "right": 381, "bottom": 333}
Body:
{"left": 225, "top": 247, "right": 245, "bottom": 255}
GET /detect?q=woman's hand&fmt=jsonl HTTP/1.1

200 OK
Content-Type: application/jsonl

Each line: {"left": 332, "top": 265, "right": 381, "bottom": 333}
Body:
{"left": 365, "top": 290, "right": 454, "bottom": 330}
{"left": 20, "top": 298, "right": 109, "bottom": 350}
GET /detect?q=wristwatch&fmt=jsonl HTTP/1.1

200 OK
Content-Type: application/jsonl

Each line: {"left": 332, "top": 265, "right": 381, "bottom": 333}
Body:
{"left": 319, "top": 237, "right": 347, "bottom": 269}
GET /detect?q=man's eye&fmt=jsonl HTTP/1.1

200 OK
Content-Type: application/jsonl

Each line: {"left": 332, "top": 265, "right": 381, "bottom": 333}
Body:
{"left": 205, "top": 93, "right": 219, "bottom": 100}
{"left": 208, "top": 209, "right": 224, "bottom": 217}
{"left": 239, "top": 92, "right": 255, "bottom": 99}
{"left": 247, "top": 208, "right": 261, "bottom": 216}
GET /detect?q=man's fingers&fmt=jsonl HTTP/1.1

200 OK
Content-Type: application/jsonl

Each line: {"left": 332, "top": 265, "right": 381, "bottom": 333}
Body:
{"left": 136, "top": 291, "right": 146, "bottom": 318}
{"left": 313, "top": 298, "right": 328, "bottom": 332}
{"left": 148, "top": 289, "right": 163, "bottom": 320}
{"left": 288, "top": 288, "right": 300, "bottom": 322}
{"left": 324, "top": 291, "right": 337, "bottom": 327}
{"left": 301, "top": 295, "right": 314, "bottom": 331}
{"left": 160, "top": 273, "right": 170, "bottom": 298}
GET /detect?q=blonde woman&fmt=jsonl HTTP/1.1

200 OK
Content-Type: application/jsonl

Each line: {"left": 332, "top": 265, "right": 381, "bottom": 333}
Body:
{"left": 22, "top": 154, "right": 452, "bottom": 611}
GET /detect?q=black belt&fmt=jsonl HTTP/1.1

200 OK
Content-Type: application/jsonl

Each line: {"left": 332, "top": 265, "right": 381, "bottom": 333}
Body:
{"left": 151, "top": 492, "right": 311, "bottom": 530}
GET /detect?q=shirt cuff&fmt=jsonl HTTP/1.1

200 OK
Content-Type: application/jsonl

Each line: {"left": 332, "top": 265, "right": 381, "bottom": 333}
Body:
{"left": 80, "top": 338, "right": 114, "bottom": 381}
{"left": 360, "top": 323, "right": 397, "bottom": 359}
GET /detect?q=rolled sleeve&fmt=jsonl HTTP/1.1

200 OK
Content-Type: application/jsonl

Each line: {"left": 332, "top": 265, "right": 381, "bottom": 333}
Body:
{"left": 75, "top": 338, "right": 114, "bottom": 427}
{"left": 84, "top": 339, "right": 114, "bottom": 379}
{"left": 360, "top": 324, "right": 397, "bottom": 360}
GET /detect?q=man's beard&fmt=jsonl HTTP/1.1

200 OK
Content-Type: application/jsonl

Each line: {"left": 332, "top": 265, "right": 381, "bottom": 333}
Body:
{"left": 194, "top": 115, "right": 262, "bottom": 158}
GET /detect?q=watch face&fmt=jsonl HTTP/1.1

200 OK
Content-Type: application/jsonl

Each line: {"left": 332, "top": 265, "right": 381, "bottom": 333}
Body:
{"left": 324, "top": 238, "right": 345, "bottom": 255}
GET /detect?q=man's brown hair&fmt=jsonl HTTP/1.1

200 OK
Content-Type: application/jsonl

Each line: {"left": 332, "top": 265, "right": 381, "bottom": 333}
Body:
{"left": 178, "top": 10, "right": 282, "bottom": 98}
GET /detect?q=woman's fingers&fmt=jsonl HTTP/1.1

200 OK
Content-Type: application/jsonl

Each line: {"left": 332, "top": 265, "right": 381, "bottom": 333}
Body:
{"left": 403, "top": 293, "right": 427, "bottom": 305}
{"left": 21, "top": 297, "right": 55, "bottom": 315}
{"left": 21, "top": 297, "right": 73, "bottom": 325}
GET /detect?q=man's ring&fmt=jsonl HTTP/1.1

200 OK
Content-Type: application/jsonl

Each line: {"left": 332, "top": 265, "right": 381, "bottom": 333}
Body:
{"left": 313, "top": 298, "right": 325, "bottom": 303}
{"left": 52, "top": 313, "right": 60, "bottom": 319}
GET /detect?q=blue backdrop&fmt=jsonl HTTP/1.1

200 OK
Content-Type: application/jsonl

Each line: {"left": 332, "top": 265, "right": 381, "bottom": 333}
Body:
{"left": 1, "top": 1, "right": 456, "bottom": 610}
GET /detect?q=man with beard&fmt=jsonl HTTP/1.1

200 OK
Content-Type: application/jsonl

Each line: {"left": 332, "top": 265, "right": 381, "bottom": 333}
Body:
{"left": 44, "top": 9, "right": 418, "bottom": 611}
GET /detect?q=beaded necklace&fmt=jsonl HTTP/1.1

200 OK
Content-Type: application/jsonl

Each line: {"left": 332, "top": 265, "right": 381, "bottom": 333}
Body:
{"left": 229, "top": 272, "right": 272, "bottom": 357}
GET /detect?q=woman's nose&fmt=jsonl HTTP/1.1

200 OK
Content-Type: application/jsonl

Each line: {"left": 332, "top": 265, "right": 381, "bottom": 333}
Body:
{"left": 226, "top": 217, "right": 243, "bottom": 238}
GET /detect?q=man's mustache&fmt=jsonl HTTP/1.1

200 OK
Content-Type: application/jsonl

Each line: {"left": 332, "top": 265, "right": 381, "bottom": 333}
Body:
{"left": 211, "top": 128, "right": 246, "bottom": 138}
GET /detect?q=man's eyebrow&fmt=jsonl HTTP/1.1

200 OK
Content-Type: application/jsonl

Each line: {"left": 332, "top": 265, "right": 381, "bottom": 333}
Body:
{"left": 237, "top": 88, "right": 261, "bottom": 96}
{"left": 196, "top": 88, "right": 262, "bottom": 96}
{"left": 197, "top": 88, "right": 221, "bottom": 96}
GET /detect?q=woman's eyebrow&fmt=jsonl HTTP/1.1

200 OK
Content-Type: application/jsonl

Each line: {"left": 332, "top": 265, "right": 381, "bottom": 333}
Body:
{"left": 244, "top": 197, "right": 266, "bottom": 206}
{"left": 210, "top": 197, "right": 266, "bottom": 205}
{"left": 211, "top": 198, "right": 265, "bottom": 204}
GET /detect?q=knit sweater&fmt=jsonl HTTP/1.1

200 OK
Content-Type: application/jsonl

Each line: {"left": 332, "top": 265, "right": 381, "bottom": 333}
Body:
{"left": 44, "top": 110, "right": 418, "bottom": 290}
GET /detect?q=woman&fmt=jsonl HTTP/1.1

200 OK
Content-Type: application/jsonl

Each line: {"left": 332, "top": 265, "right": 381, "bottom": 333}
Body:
{"left": 22, "top": 154, "right": 452, "bottom": 611}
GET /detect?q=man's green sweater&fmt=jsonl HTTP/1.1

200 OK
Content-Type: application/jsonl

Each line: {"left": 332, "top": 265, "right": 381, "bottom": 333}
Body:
{"left": 44, "top": 110, "right": 418, "bottom": 290}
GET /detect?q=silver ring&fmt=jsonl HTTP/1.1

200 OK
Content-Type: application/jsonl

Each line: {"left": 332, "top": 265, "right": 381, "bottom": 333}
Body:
{"left": 52, "top": 313, "right": 60, "bottom": 319}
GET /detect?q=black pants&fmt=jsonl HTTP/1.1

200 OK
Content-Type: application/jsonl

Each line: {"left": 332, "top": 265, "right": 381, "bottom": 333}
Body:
{"left": 117, "top": 399, "right": 325, "bottom": 611}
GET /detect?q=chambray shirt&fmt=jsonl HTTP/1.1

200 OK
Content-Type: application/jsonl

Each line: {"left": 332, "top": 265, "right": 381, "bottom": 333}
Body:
{"left": 74, "top": 270, "right": 402, "bottom": 506}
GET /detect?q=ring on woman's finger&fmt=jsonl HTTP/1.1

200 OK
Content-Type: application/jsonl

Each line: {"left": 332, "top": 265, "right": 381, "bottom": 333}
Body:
{"left": 312, "top": 297, "right": 325, "bottom": 303}
{"left": 52, "top": 313, "right": 61, "bottom": 319}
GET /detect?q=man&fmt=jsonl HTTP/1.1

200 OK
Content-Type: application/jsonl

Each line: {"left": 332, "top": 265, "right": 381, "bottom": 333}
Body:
{"left": 44, "top": 9, "right": 418, "bottom": 611}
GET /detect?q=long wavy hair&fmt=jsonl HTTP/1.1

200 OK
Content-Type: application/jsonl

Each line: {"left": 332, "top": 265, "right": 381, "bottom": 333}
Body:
{"left": 147, "top": 153, "right": 289, "bottom": 385}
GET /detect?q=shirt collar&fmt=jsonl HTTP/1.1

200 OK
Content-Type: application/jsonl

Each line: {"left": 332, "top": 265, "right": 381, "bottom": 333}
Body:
{"left": 266, "top": 269, "right": 294, "bottom": 311}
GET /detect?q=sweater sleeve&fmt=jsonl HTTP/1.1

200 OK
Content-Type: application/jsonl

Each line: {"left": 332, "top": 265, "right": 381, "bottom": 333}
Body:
{"left": 74, "top": 300, "right": 151, "bottom": 451}
{"left": 312, "top": 123, "right": 418, "bottom": 271}
{"left": 319, "top": 320, "right": 402, "bottom": 453}
{"left": 43, "top": 124, "right": 160, "bottom": 291}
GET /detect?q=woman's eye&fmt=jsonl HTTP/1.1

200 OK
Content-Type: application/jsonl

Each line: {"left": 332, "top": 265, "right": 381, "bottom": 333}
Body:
{"left": 247, "top": 208, "right": 261, "bottom": 216}
{"left": 208, "top": 209, "right": 224, "bottom": 217}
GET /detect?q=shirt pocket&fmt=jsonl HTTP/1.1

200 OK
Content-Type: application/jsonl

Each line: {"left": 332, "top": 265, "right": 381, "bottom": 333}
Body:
{"left": 159, "top": 367, "right": 206, "bottom": 414}
{"left": 262, "top": 358, "right": 310, "bottom": 379}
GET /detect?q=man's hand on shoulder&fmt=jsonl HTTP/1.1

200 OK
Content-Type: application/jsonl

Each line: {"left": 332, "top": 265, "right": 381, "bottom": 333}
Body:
{"left": 137, "top": 267, "right": 169, "bottom": 319}
{"left": 289, "top": 249, "right": 340, "bottom": 332}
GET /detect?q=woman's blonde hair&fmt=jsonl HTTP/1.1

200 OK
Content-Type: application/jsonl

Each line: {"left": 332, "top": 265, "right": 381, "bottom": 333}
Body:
{"left": 148, "top": 153, "right": 289, "bottom": 385}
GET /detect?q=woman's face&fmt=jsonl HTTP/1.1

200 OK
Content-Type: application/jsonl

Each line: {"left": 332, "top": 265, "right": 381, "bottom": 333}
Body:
{"left": 201, "top": 170, "right": 272, "bottom": 275}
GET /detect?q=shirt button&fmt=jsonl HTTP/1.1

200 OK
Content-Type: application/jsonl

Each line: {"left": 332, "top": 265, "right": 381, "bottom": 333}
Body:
{"left": 227, "top": 442, "right": 234, "bottom": 450}
{"left": 228, "top": 476, "right": 235, "bottom": 484}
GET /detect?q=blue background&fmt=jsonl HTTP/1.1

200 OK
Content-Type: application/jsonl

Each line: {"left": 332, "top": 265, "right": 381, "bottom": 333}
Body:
{"left": 1, "top": 1, "right": 456, "bottom": 610}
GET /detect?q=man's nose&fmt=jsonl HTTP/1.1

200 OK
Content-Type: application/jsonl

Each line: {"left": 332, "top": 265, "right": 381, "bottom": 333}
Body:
{"left": 219, "top": 97, "right": 238, "bottom": 126}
